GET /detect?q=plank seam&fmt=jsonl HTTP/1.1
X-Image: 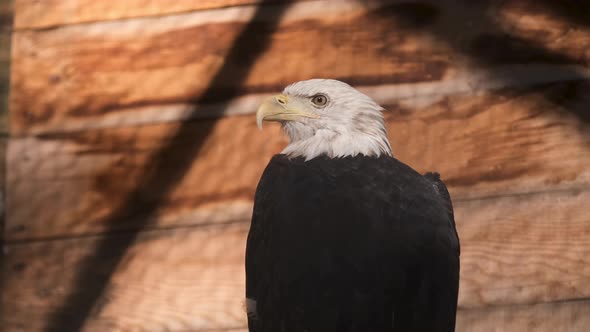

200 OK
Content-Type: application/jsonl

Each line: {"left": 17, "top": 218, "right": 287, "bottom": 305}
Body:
{"left": 451, "top": 184, "right": 590, "bottom": 203}
{"left": 3, "top": 218, "right": 250, "bottom": 245}
{"left": 459, "top": 297, "right": 590, "bottom": 311}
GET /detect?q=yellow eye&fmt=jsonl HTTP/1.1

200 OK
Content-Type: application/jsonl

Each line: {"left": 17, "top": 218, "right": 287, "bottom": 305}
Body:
{"left": 311, "top": 94, "right": 328, "bottom": 107}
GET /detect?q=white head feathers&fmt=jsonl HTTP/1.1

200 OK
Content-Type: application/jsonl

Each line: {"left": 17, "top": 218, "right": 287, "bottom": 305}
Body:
{"left": 275, "top": 79, "right": 393, "bottom": 160}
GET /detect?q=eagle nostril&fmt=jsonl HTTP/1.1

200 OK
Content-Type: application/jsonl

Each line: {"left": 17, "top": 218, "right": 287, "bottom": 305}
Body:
{"left": 276, "top": 96, "right": 287, "bottom": 105}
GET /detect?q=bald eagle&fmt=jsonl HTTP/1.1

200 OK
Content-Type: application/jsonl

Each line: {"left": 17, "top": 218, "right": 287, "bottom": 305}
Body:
{"left": 246, "top": 79, "right": 460, "bottom": 332}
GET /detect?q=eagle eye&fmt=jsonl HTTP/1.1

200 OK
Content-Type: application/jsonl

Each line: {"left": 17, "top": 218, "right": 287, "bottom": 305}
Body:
{"left": 311, "top": 94, "right": 328, "bottom": 107}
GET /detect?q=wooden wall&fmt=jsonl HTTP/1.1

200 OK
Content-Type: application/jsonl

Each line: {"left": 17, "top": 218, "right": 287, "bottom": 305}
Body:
{"left": 0, "top": 0, "right": 11, "bottom": 268}
{"left": 3, "top": 1, "right": 590, "bottom": 331}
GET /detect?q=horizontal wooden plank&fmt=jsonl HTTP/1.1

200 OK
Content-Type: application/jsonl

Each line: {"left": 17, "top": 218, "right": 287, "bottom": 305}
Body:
{"left": 456, "top": 189, "right": 590, "bottom": 308}
{"left": 6, "top": 81, "right": 590, "bottom": 240}
{"left": 3, "top": 188, "right": 590, "bottom": 330}
{"left": 456, "top": 300, "right": 590, "bottom": 332}
{"left": 211, "top": 301, "right": 590, "bottom": 332}
{"left": 13, "top": 0, "right": 310, "bottom": 30}
{"left": 10, "top": 0, "right": 590, "bottom": 134}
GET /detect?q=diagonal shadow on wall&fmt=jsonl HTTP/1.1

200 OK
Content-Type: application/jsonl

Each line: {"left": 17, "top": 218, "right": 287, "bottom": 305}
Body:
{"left": 364, "top": 0, "right": 590, "bottom": 124}
{"left": 44, "top": 2, "right": 292, "bottom": 331}
{"left": 535, "top": 0, "right": 590, "bottom": 29}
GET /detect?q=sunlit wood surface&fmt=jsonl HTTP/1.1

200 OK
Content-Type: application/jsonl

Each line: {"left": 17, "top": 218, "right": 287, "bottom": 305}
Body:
{"left": 2, "top": 0, "right": 590, "bottom": 331}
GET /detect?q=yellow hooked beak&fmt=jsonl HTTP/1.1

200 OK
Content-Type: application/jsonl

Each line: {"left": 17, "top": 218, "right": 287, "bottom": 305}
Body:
{"left": 256, "top": 94, "right": 320, "bottom": 129}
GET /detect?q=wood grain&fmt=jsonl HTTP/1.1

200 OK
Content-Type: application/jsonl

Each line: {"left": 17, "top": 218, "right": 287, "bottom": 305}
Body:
{"left": 13, "top": 0, "right": 310, "bottom": 30}
{"left": 9, "top": 63, "right": 590, "bottom": 135}
{"left": 3, "top": 188, "right": 590, "bottom": 331}
{"left": 6, "top": 81, "right": 590, "bottom": 240}
{"left": 2, "top": 222, "right": 250, "bottom": 332}
{"left": 8, "top": 0, "right": 446, "bottom": 134}
{"left": 456, "top": 189, "right": 590, "bottom": 308}
{"left": 498, "top": 1, "right": 590, "bottom": 66}
{"left": 211, "top": 301, "right": 590, "bottom": 332}
{"left": 6, "top": 116, "right": 284, "bottom": 240}
{"left": 456, "top": 300, "right": 590, "bottom": 332}
{"left": 1, "top": 0, "right": 14, "bottom": 62}
{"left": 10, "top": 0, "right": 590, "bottom": 134}
{"left": 0, "top": 0, "right": 12, "bottom": 133}
{"left": 7, "top": 1, "right": 590, "bottom": 331}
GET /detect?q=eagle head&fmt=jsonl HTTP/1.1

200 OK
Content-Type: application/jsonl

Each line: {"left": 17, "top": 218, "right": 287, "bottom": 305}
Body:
{"left": 256, "top": 79, "right": 392, "bottom": 160}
